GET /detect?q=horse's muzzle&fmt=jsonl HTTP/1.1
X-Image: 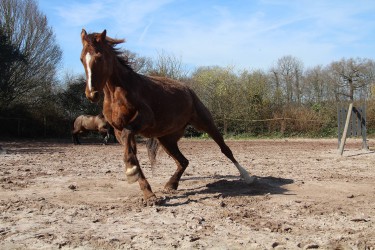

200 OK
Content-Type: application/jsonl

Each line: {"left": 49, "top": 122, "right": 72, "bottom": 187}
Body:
{"left": 86, "top": 91, "right": 100, "bottom": 103}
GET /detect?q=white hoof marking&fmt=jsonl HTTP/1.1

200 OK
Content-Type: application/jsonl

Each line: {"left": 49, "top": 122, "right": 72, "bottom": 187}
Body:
{"left": 126, "top": 165, "right": 138, "bottom": 176}
{"left": 234, "top": 163, "right": 256, "bottom": 184}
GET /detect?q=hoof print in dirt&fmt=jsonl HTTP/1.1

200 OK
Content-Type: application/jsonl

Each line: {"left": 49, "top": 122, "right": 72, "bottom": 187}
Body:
{"left": 140, "top": 196, "right": 167, "bottom": 207}
{"left": 68, "top": 184, "right": 77, "bottom": 191}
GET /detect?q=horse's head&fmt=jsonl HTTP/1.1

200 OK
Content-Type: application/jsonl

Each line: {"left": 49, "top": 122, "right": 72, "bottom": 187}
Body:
{"left": 80, "top": 29, "right": 124, "bottom": 102}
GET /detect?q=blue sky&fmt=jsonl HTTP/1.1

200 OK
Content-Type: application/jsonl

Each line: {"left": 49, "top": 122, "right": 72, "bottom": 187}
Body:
{"left": 38, "top": 0, "right": 375, "bottom": 78}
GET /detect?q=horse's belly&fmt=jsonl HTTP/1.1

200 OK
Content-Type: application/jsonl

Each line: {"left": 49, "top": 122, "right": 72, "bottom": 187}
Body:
{"left": 83, "top": 123, "right": 97, "bottom": 130}
{"left": 139, "top": 116, "right": 190, "bottom": 138}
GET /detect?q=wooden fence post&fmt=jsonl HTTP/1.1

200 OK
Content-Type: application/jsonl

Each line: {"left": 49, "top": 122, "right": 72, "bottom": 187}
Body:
{"left": 338, "top": 103, "right": 353, "bottom": 155}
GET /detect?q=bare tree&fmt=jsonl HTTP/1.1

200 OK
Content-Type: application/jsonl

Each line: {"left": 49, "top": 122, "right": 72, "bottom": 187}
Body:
{"left": 0, "top": 0, "right": 62, "bottom": 108}
{"left": 148, "top": 50, "right": 188, "bottom": 80}
{"left": 57, "top": 74, "right": 102, "bottom": 120}
{"left": 269, "top": 66, "right": 283, "bottom": 107}
{"left": 271, "top": 55, "right": 304, "bottom": 104}
{"left": 0, "top": 25, "right": 25, "bottom": 109}
{"left": 303, "top": 65, "right": 338, "bottom": 103}
{"left": 329, "top": 58, "right": 375, "bottom": 101}
{"left": 119, "top": 49, "right": 152, "bottom": 74}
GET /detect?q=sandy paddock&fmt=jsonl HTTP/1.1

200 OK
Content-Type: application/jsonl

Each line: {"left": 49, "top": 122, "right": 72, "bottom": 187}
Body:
{"left": 0, "top": 138, "right": 374, "bottom": 249}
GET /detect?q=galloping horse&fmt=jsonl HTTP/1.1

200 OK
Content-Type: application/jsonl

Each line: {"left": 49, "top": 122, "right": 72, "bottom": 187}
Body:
{"left": 72, "top": 114, "right": 111, "bottom": 144}
{"left": 80, "top": 29, "right": 255, "bottom": 205}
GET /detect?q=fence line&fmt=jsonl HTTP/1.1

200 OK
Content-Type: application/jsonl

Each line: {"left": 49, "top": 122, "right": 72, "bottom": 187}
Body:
{"left": 214, "top": 117, "right": 324, "bottom": 123}
{"left": 0, "top": 117, "right": 26, "bottom": 136}
{"left": 0, "top": 116, "right": 62, "bottom": 137}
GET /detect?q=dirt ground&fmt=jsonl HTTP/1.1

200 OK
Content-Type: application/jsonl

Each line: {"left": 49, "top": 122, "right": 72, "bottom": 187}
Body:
{"left": 0, "top": 138, "right": 374, "bottom": 249}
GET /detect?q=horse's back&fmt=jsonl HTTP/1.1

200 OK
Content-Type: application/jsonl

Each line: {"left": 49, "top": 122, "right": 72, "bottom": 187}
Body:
{"left": 147, "top": 76, "right": 194, "bottom": 109}
{"left": 150, "top": 77, "right": 210, "bottom": 124}
{"left": 73, "top": 115, "right": 97, "bottom": 130}
{"left": 148, "top": 76, "right": 195, "bottom": 117}
{"left": 81, "top": 115, "right": 98, "bottom": 130}
{"left": 149, "top": 79, "right": 215, "bottom": 132}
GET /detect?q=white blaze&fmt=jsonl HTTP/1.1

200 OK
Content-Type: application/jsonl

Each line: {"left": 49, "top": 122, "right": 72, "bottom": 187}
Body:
{"left": 85, "top": 52, "right": 92, "bottom": 91}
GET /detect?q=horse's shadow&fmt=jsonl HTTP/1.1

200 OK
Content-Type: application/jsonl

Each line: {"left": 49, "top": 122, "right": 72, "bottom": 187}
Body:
{"left": 162, "top": 175, "right": 294, "bottom": 206}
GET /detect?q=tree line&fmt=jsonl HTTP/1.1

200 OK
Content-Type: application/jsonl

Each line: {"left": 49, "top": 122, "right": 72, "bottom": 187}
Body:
{"left": 1, "top": 0, "right": 374, "bottom": 138}
{"left": 188, "top": 56, "right": 375, "bottom": 137}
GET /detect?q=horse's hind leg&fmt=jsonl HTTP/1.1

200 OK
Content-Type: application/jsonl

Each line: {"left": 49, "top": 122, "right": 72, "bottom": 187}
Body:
{"left": 158, "top": 131, "right": 188, "bottom": 192}
{"left": 190, "top": 112, "right": 255, "bottom": 184}
{"left": 72, "top": 132, "right": 80, "bottom": 145}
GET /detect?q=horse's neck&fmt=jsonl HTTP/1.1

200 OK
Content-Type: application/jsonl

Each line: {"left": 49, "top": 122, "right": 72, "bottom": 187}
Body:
{"left": 109, "top": 62, "right": 139, "bottom": 91}
{"left": 103, "top": 64, "right": 142, "bottom": 126}
{"left": 104, "top": 62, "right": 140, "bottom": 102}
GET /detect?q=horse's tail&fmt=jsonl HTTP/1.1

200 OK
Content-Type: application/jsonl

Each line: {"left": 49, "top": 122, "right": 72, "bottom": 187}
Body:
{"left": 189, "top": 89, "right": 217, "bottom": 131}
{"left": 146, "top": 138, "right": 160, "bottom": 170}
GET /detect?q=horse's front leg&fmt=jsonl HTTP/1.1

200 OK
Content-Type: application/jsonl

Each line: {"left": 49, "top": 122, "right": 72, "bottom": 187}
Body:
{"left": 103, "top": 132, "right": 109, "bottom": 144}
{"left": 98, "top": 128, "right": 109, "bottom": 145}
{"left": 121, "top": 129, "right": 157, "bottom": 204}
{"left": 114, "top": 128, "right": 124, "bottom": 145}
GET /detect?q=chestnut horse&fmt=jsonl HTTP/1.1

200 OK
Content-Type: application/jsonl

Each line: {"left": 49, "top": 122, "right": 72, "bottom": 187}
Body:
{"left": 72, "top": 114, "right": 111, "bottom": 144}
{"left": 80, "top": 29, "right": 255, "bottom": 205}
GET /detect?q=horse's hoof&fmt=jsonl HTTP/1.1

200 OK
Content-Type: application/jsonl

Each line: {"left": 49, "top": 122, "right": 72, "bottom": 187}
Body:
{"left": 243, "top": 175, "right": 257, "bottom": 184}
{"left": 163, "top": 186, "right": 178, "bottom": 194}
{"left": 163, "top": 182, "right": 178, "bottom": 193}
{"left": 126, "top": 173, "right": 140, "bottom": 184}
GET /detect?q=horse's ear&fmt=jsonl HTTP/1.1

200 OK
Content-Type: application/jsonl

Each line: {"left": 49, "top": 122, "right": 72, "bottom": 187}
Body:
{"left": 97, "top": 29, "right": 106, "bottom": 42}
{"left": 81, "top": 29, "right": 87, "bottom": 44}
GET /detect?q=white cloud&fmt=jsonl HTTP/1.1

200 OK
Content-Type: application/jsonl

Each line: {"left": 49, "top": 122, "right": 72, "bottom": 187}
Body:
{"left": 137, "top": 0, "right": 375, "bottom": 69}
{"left": 54, "top": 0, "right": 173, "bottom": 33}
{"left": 55, "top": 1, "right": 106, "bottom": 26}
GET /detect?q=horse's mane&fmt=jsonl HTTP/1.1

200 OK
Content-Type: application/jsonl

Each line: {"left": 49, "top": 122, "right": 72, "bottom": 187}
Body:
{"left": 86, "top": 32, "right": 133, "bottom": 70}
{"left": 106, "top": 38, "right": 134, "bottom": 70}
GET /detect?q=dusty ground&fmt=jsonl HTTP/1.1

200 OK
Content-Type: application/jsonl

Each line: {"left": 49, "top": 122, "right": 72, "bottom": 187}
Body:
{"left": 0, "top": 138, "right": 374, "bottom": 249}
